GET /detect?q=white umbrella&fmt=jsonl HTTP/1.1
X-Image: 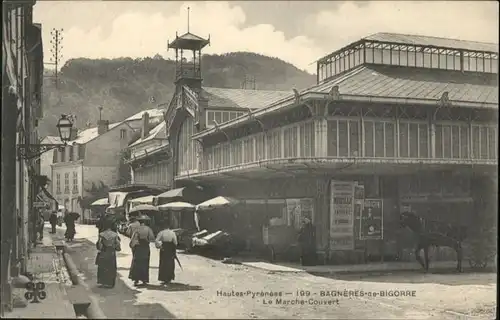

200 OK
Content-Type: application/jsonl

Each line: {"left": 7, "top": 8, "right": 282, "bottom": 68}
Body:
{"left": 158, "top": 202, "right": 195, "bottom": 211}
{"left": 196, "top": 196, "right": 240, "bottom": 211}
{"left": 90, "top": 198, "right": 109, "bottom": 207}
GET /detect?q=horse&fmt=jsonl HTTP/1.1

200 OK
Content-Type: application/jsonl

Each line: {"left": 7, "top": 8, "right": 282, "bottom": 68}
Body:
{"left": 400, "top": 211, "right": 467, "bottom": 273}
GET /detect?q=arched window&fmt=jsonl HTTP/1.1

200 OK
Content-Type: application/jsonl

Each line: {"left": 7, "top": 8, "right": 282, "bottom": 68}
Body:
{"left": 177, "top": 116, "right": 197, "bottom": 175}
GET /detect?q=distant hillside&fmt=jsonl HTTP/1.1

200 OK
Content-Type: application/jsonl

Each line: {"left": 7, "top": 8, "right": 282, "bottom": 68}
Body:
{"left": 39, "top": 52, "right": 316, "bottom": 137}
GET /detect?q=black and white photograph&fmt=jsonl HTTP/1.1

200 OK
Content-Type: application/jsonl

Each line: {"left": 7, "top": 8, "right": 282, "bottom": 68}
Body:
{"left": 1, "top": 1, "right": 497, "bottom": 319}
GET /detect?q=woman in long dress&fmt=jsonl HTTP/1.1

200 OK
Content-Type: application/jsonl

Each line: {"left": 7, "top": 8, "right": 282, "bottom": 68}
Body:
{"left": 96, "top": 220, "right": 121, "bottom": 288}
{"left": 128, "top": 216, "right": 155, "bottom": 286}
{"left": 155, "top": 224, "right": 178, "bottom": 285}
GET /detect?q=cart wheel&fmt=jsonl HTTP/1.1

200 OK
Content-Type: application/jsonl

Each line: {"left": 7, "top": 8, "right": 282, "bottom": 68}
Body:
{"left": 469, "top": 259, "right": 488, "bottom": 269}
{"left": 267, "top": 246, "right": 275, "bottom": 263}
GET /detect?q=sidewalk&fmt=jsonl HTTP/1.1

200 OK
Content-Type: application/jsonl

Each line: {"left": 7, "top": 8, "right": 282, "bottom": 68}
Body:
{"left": 242, "top": 260, "right": 481, "bottom": 275}
{"left": 3, "top": 225, "right": 76, "bottom": 319}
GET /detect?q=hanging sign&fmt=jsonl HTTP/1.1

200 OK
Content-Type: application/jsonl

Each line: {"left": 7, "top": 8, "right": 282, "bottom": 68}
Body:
{"left": 360, "top": 199, "right": 383, "bottom": 240}
{"left": 330, "top": 180, "right": 355, "bottom": 250}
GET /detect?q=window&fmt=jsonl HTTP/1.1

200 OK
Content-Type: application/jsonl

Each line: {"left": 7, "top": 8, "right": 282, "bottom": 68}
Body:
{"left": 373, "top": 48, "right": 383, "bottom": 64}
{"left": 385, "top": 122, "right": 395, "bottom": 157}
{"left": 365, "top": 47, "right": 374, "bottom": 63}
{"left": 222, "top": 112, "right": 229, "bottom": 123}
{"left": 78, "top": 144, "right": 86, "bottom": 159}
{"left": 364, "top": 121, "right": 374, "bottom": 157}
{"left": 418, "top": 124, "right": 429, "bottom": 158}
{"left": 214, "top": 111, "right": 222, "bottom": 125}
{"left": 60, "top": 149, "right": 66, "bottom": 162}
{"left": 327, "top": 120, "right": 338, "bottom": 157}
{"left": 409, "top": 123, "right": 418, "bottom": 158}
{"left": 72, "top": 172, "right": 78, "bottom": 193}
{"left": 64, "top": 173, "right": 70, "bottom": 194}
{"left": 68, "top": 146, "right": 73, "bottom": 162}
{"left": 391, "top": 49, "right": 400, "bottom": 65}
{"left": 399, "top": 122, "right": 409, "bottom": 157}
{"left": 480, "top": 127, "right": 489, "bottom": 159}
{"left": 120, "top": 129, "right": 127, "bottom": 139}
{"left": 222, "top": 144, "right": 230, "bottom": 166}
{"left": 338, "top": 120, "right": 349, "bottom": 157}
{"left": 231, "top": 141, "right": 242, "bottom": 165}
{"left": 255, "top": 134, "right": 265, "bottom": 160}
{"left": 471, "top": 126, "right": 480, "bottom": 159}
{"left": 488, "top": 127, "right": 497, "bottom": 160}
{"left": 284, "top": 126, "right": 298, "bottom": 158}
{"left": 349, "top": 120, "right": 359, "bottom": 156}
{"left": 374, "top": 122, "right": 384, "bottom": 157}
{"left": 266, "top": 130, "right": 281, "bottom": 159}
{"left": 177, "top": 117, "right": 197, "bottom": 174}
{"left": 459, "top": 126, "right": 469, "bottom": 159}
{"left": 207, "top": 111, "right": 215, "bottom": 127}
{"left": 242, "top": 138, "right": 254, "bottom": 163}
{"left": 56, "top": 173, "right": 61, "bottom": 194}
{"left": 300, "top": 122, "right": 315, "bottom": 157}
{"left": 415, "top": 51, "right": 424, "bottom": 67}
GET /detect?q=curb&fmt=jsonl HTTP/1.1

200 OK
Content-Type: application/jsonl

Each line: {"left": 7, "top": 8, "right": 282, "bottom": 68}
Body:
{"left": 240, "top": 262, "right": 496, "bottom": 276}
{"left": 62, "top": 250, "right": 107, "bottom": 319}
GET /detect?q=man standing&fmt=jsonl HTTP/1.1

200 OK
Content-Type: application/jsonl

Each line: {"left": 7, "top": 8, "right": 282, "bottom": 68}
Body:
{"left": 298, "top": 216, "right": 316, "bottom": 266}
{"left": 49, "top": 211, "right": 58, "bottom": 234}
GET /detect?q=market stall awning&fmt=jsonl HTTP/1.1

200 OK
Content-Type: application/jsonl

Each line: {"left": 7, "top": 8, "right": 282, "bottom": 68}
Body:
{"left": 129, "top": 204, "right": 159, "bottom": 215}
{"left": 156, "top": 188, "right": 185, "bottom": 199}
{"left": 128, "top": 195, "right": 155, "bottom": 205}
{"left": 91, "top": 198, "right": 109, "bottom": 206}
{"left": 196, "top": 196, "right": 240, "bottom": 211}
{"left": 158, "top": 201, "right": 195, "bottom": 211}
{"left": 108, "top": 192, "right": 129, "bottom": 209}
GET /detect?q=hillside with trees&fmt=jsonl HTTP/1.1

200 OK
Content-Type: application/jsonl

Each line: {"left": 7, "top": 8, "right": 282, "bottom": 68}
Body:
{"left": 39, "top": 52, "right": 316, "bottom": 137}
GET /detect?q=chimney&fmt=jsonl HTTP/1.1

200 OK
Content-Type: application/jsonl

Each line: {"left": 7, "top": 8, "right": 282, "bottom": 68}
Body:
{"left": 97, "top": 120, "right": 109, "bottom": 135}
{"left": 69, "top": 128, "right": 78, "bottom": 140}
{"left": 141, "top": 112, "right": 150, "bottom": 139}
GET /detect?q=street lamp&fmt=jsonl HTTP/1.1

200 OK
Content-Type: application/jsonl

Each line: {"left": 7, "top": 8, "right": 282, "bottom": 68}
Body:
{"left": 56, "top": 114, "right": 73, "bottom": 143}
{"left": 17, "top": 114, "right": 75, "bottom": 160}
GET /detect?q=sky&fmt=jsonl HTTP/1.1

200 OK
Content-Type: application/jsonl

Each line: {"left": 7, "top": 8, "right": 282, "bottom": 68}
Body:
{"left": 33, "top": 1, "right": 498, "bottom": 74}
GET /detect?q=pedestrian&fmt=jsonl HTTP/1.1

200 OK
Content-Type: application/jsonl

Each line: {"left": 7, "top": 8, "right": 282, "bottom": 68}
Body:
{"left": 297, "top": 216, "right": 316, "bottom": 266}
{"left": 36, "top": 214, "right": 45, "bottom": 241}
{"left": 128, "top": 215, "right": 155, "bottom": 287}
{"left": 155, "top": 222, "right": 178, "bottom": 285}
{"left": 126, "top": 216, "right": 140, "bottom": 238}
{"left": 49, "top": 211, "right": 58, "bottom": 234}
{"left": 64, "top": 212, "right": 79, "bottom": 242}
{"left": 96, "top": 219, "right": 121, "bottom": 288}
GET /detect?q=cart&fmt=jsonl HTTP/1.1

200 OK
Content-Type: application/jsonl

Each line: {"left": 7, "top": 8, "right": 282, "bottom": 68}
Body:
{"left": 262, "top": 225, "right": 299, "bottom": 262}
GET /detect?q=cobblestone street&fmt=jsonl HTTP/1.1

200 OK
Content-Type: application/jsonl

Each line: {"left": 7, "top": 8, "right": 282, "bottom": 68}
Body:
{"left": 57, "top": 225, "right": 496, "bottom": 319}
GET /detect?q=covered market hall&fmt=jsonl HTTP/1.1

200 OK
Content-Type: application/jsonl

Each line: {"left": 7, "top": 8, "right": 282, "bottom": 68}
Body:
{"left": 166, "top": 33, "right": 497, "bottom": 264}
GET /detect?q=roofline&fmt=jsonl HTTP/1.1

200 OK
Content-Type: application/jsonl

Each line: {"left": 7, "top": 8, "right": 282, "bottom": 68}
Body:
{"left": 192, "top": 92, "right": 498, "bottom": 140}
{"left": 317, "top": 38, "right": 499, "bottom": 65}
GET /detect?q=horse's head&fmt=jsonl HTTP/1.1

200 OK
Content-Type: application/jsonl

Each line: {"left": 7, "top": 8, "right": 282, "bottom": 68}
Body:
{"left": 400, "top": 211, "right": 421, "bottom": 230}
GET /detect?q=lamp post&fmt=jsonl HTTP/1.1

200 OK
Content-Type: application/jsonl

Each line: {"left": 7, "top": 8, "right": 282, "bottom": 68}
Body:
{"left": 17, "top": 114, "right": 75, "bottom": 160}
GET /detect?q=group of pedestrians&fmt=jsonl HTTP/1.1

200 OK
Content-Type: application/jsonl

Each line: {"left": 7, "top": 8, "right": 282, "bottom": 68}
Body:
{"left": 94, "top": 214, "right": 178, "bottom": 289}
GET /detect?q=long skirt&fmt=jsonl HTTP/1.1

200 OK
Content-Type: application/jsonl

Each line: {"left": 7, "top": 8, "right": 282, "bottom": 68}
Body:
{"left": 97, "top": 251, "right": 117, "bottom": 287}
{"left": 65, "top": 224, "right": 76, "bottom": 240}
{"left": 129, "top": 243, "right": 150, "bottom": 283}
{"left": 158, "top": 242, "right": 176, "bottom": 283}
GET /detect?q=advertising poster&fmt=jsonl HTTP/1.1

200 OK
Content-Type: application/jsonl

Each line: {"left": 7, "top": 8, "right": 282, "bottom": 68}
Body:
{"left": 360, "top": 199, "right": 383, "bottom": 240}
{"left": 329, "top": 180, "right": 355, "bottom": 250}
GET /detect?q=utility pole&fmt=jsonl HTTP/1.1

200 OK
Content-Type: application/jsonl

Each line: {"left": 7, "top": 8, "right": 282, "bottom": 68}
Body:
{"left": 44, "top": 28, "right": 64, "bottom": 88}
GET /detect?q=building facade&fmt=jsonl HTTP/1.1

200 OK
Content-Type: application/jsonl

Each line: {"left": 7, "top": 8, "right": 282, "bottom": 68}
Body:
{"left": 51, "top": 109, "right": 164, "bottom": 220}
{"left": 167, "top": 33, "right": 498, "bottom": 262}
{"left": 2, "top": 0, "right": 44, "bottom": 313}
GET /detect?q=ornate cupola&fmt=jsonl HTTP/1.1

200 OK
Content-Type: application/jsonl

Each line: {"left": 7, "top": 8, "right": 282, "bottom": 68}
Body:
{"left": 167, "top": 7, "right": 210, "bottom": 91}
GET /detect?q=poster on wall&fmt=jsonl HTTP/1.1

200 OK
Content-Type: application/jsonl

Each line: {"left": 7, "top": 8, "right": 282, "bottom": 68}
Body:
{"left": 330, "top": 180, "right": 355, "bottom": 250}
{"left": 360, "top": 199, "right": 383, "bottom": 240}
